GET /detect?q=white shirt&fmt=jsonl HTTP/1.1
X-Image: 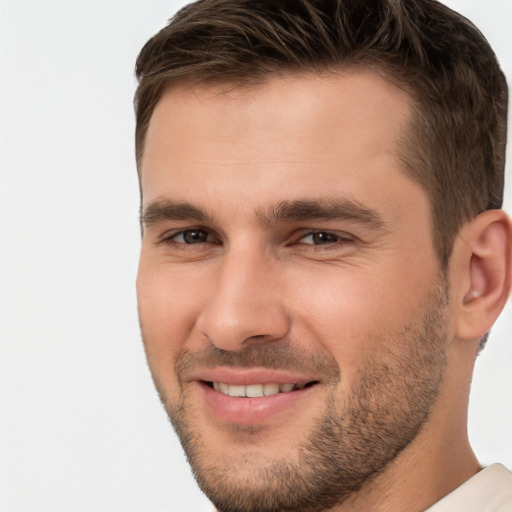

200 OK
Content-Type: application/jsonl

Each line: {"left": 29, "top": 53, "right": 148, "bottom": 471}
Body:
{"left": 426, "top": 464, "right": 512, "bottom": 512}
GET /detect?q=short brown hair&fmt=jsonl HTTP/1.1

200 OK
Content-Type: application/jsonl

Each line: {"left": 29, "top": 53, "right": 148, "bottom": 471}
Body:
{"left": 134, "top": 0, "right": 508, "bottom": 265}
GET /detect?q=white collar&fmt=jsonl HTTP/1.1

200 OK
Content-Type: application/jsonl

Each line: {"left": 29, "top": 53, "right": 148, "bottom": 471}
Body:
{"left": 426, "top": 464, "right": 512, "bottom": 512}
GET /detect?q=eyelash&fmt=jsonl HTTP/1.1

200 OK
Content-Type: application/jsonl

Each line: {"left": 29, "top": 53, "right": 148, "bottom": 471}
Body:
{"left": 159, "top": 228, "right": 355, "bottom": 249}
{"left": 297, "top": 232, "right": 352, "bottom": 246}
{"left": 167, "top": 229, "right": 217, "bottom": 245}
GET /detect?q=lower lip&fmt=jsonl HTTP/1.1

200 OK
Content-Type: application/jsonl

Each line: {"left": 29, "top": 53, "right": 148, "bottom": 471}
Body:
{"left": 199, "top": 383, "right": 315, "bottom": 425}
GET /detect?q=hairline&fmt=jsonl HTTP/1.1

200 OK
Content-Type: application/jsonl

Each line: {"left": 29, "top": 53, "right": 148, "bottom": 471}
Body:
{"left": 136, "top": 62, "right": 425, "bottom": 185}
{"left": 136, "top": 65, "right": 446, "bottom": 267}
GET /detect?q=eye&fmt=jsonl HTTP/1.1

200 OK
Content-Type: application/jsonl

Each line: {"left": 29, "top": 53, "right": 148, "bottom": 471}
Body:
{"left": 171, "top": 229, "right": 213, "bottom": 244}
{"left": 298, "top": 231, "right": 348, "bottom": 245}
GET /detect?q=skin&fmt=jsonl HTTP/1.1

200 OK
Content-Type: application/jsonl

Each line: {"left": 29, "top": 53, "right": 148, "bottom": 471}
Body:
{"left": 136, "top": 71, "right": 511, "bottom": 511}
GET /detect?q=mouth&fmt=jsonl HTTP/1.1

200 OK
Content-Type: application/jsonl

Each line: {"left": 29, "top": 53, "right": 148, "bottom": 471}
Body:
{"left": 204, "top": 381, "right": 319, "bottom": 397}
{"left": 192, "top": 368, "right": 322, "bottom": 425}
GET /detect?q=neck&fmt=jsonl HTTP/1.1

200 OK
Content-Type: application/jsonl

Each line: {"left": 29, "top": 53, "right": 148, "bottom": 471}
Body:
{"left": 335, "top": 424, "right": 479, "bottom": 512}
{"left": 333, "top": 340, "right": 481, "bottom": 512}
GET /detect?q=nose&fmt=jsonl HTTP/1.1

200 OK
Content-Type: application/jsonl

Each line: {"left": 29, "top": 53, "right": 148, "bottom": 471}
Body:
{"left": 195, "top": 249, "right": 290, "bottom": 351}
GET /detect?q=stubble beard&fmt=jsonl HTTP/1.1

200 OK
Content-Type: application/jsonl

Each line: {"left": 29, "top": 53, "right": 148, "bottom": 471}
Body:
{"left": 147, "top": 281, "right": 449, "bottom": 512}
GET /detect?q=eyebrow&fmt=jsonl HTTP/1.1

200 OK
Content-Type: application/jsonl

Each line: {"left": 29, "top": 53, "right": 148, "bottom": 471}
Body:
{"left": 140, "top": 197, "right": 386, "bottom": 231}
{"left": 258, "top": 199, "right": 386, "bottom": 230}
{"left": 140, "top": 199, "right": 209, "bottom": 227}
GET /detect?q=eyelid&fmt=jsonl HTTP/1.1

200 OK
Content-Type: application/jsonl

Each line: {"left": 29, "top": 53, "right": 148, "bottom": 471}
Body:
{"left": 294, "top": 229, "right": 357, "bottom": 245}
{"left": 155, "top": 226, "right": 356, "bottom": 248}
{"left": 157, "top": 226, "right": 217, "bottom": 245}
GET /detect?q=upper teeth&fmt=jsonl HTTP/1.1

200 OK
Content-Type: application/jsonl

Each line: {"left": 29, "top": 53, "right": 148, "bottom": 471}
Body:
{"left": 213, "top": 382, "right": 305, "bottom": 397}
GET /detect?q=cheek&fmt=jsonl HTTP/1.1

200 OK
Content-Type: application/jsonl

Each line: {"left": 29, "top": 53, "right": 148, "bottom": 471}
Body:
{"left": 286, "top": 263, "right": 432, "bottom": 375}
{"left": 136, "top": 261, "right": 204, "bottom": 384}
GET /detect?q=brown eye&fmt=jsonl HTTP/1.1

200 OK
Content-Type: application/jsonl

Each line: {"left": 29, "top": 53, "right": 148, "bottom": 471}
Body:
{"left": 312, "top": 232, "right": 339, "bottom": 244}
{"left": 300, "top": 232, "right": 341, "bottom": 245}
{"left": 173, "top": 229, "right": 210, "bottom": 244}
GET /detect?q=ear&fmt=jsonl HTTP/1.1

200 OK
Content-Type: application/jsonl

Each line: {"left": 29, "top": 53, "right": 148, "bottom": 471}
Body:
{"left": 452, "top": 209, "right": 512, "bottom": 340}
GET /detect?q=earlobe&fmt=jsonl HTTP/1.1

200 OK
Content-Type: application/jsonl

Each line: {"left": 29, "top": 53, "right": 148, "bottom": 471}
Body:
{"left": 454, "top": 210, "right": 512, "bottom": 340}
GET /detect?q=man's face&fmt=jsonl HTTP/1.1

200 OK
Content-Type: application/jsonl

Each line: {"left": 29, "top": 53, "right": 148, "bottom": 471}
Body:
{"left": 137, "top": 71, "right": 452, "bottom": 512}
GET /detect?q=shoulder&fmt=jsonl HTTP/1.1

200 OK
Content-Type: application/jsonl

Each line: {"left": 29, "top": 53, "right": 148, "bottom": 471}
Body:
{"left": 426, "top": 464, "right": 512, "bottom": 512}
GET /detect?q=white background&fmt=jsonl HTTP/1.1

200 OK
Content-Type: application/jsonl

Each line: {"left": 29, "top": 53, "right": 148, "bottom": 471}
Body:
{"left": 0, "top": 1, "right": 510, "bottom": 511}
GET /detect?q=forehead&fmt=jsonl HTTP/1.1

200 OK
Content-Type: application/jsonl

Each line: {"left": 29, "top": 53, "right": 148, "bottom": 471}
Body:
{"left": 140, "top": 70, "right": 415, "bottom": 212}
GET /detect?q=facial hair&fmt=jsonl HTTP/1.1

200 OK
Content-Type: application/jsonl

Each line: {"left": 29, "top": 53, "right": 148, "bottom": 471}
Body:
{"left": 146, "top": 280, "right": 449, "bottom": 512}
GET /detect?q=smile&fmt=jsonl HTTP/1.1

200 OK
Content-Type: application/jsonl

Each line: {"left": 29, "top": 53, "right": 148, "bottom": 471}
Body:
{"left": 210, "top": 382, "right": 311, "bottom": 397}
{"left": 198, "top": 375, "right": 321, "bottom": 424}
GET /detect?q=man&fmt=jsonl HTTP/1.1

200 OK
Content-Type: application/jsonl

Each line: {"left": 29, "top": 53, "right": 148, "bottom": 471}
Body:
{"left": 134, "top": 0, "right": 512, "bottom": 510}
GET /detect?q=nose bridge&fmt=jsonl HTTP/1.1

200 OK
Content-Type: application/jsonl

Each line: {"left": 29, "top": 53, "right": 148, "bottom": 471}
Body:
{"left": 196, "top": 243, "right": 289, "bottom": 351}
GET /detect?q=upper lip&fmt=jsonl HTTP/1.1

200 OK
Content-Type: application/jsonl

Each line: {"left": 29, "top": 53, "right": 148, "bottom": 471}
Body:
{"left": 189, "top": 366, "right": 319, "bottom": 386}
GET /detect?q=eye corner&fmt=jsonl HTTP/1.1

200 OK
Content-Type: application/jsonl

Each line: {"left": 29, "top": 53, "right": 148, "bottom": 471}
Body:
{"left": 157, "top": 227, "right": 223, "bottom": 247}
{"left": 293, "top": 230, "right": 356, "bottom": 247}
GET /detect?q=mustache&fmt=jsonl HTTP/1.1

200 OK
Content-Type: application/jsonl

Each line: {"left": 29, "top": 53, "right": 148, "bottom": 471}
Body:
{"left": 175, "top": 341, "right": 341, "bottom": 382}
